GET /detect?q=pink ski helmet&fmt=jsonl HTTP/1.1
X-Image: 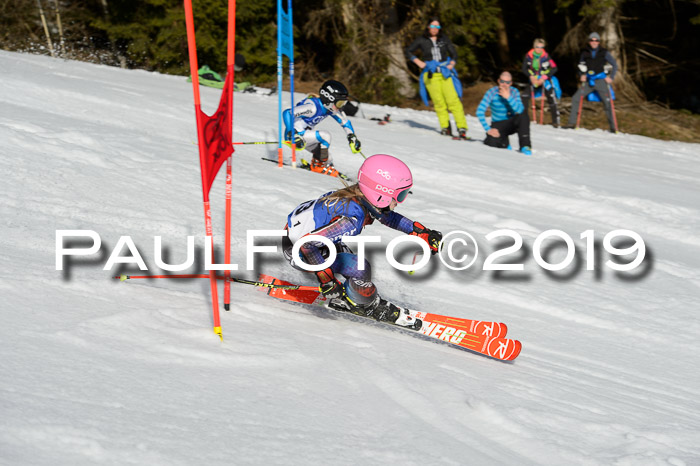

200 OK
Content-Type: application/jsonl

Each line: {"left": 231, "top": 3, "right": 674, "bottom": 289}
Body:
{"left": 357, "top": 154, "right": 413, "bottom": 209}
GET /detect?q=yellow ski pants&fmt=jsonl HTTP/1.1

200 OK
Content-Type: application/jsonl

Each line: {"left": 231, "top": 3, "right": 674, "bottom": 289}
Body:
{"left": 424, "top": 73, "right": 467, "bottom": 130}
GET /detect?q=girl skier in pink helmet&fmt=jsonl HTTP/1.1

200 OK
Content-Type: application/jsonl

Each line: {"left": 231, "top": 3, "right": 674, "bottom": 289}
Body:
{"left": 282, "top": 154, "right": 442, "bottom": 324}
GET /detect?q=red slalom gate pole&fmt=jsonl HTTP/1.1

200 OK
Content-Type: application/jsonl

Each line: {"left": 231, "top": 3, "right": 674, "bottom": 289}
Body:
{"left": 224, "top": 0, "right": 236, "bottom": 312}
{"left": 530, "top": 86, "right": 536, "bottom": 123}
{"left": 575, "top": 91, "right": 584, "bottom": 129}
{"left": 609, "top": 83, "right": 619, "bottom": 133}
{"left": 224, "top": 158, "right": 232, "bottom": 310}
{"left": 184, "top": 0, "right": 222, "bottom": 340}
{"left": 539, "top": 94, "right": 545, "bottom": 124}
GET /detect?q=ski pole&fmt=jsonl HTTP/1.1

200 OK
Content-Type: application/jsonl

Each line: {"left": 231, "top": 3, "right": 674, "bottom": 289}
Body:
{"left": 358, "top": 151, "right": 367, "bottom": 159}
{"left": 608, "top": 83, "right": 619, "bottom": 133}
{"left": 407, "top": 238, "right": 442, "bottom": 275}
{"left": 408, "top": 251, "right": 421, "bottom": 275}
{"left": 115, "top": 274, "right": 320, "bottom": 292}
{"left": 233, "top": 141, "right": 279, "bottom": 145}
{"left": 531, "top": 86, "right": 536, "bottom": 123}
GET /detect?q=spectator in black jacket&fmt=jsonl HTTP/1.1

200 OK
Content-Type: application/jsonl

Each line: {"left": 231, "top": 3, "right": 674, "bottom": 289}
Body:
{"left": 565, "top": 32, "right": 619, "bottom": 132}
{"left": 405, "top": 18, "right": 469, "bottom": 139}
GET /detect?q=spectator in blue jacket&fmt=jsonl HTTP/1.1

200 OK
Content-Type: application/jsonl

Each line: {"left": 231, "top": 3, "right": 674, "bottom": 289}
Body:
{"left": 476, "top": 71, "right": 532, "bottom": 155}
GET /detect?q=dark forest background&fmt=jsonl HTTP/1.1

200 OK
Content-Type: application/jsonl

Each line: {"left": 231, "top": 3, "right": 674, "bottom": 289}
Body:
{"left": 2, "top": 0, "right": 700, "bottom": 114}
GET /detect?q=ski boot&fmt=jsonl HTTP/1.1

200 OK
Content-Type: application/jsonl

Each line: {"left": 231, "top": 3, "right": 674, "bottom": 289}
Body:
{"left": 309, "top": 158, "right": 340, "bottom": 177}
{"left": 367, "top": 298, "right": 422, "bottom": 330}
{"left": 328, "top": 294, "right": 422, "bottom": 330}
{"left": 453, "top": 128, "right": 471, "bottom": 141}
{"left": 440, "top": 126, "right": 453, "bottom": 137}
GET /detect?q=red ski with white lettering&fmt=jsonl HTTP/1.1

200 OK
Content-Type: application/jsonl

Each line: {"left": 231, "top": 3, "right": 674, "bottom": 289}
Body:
{"left": 257, "top": 274, "right": 521, "bottom": 361}
{"left": 415, "top": 316, "right": 521, "bottom": 361}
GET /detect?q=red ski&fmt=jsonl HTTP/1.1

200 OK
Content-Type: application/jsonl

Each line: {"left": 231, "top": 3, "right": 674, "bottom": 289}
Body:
{"left": 257, "top": 274, "right": 521, "bottom": 361}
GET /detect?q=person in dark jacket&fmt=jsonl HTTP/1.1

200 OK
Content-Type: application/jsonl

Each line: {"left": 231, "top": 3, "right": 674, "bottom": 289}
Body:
{"left": 521, "top": 38, "right": 561, "bottom": 127}
{"left": 405, "top": 18, "right": 468, "bottom": 139}
{"left": 565, "top": 32, "right": 619, "bottom": 132}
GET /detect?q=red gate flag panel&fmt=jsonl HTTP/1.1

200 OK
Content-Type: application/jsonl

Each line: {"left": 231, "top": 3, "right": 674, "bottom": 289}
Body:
{"left": 199, "top": 72, "right": 234, "bottom": 194}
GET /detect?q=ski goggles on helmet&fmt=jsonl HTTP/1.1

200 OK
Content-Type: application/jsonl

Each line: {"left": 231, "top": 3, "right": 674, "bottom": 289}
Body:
{"left": 395, "top": 185, "right": 412, "bottom": 203}
{"left": 335, "top": 99, "right": 348, "bottom": 108}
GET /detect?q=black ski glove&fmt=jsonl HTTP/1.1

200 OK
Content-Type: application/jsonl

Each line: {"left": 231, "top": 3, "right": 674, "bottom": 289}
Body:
{"left": 316, "top": 268, "right": 344, "bottom": 299}
{"left": 347, "top": 133, "right": 361, "bottom": 154}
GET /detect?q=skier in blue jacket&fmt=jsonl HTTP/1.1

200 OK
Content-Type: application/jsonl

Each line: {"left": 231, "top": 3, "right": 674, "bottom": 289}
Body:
{"left": 476, "top": 71, "right": 532, "bottom": 155}
{"left": 282, "top": 154, "right": 442, "bottom": 324}
{"left": 284, "top": 80, "right": 362, "bottom": 178}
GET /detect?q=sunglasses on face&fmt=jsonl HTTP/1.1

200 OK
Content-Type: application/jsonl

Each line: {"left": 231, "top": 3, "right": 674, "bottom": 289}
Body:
{"left": 429, "top": 25, "right": 441, "bottom": 29}
{"left": 534, "top": 45, "right": 544, "bottom": 49}
{"left": 590, "top": 39, "right": 600, "bottom": 42}
{"left": 499, "top": 79, "right": 512, "bottom": 84}
{"left": 336, "top": 100, "right": 347, "bottom": 108}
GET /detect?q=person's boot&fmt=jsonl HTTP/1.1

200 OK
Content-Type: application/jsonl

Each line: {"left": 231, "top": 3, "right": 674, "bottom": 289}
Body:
{"left": 309, "top": 158, "right": 340, "bottom": 177}
{"left": 440, "top": 126, "right": 453, "bottom": 136}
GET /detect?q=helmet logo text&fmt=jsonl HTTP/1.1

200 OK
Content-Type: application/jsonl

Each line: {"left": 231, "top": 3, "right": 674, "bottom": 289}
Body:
{"left": 375, "top": 184, "right": 395, "bottom": 194}
{"left": 376, "top": 169, "right": 391, "bottom": 180}
{"left": 320, "top": 89, "right": 335, "bottom": 102}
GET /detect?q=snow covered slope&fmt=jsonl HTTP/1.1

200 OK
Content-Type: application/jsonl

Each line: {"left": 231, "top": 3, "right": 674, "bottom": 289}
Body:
{"left": 1, "top": 51, "right": 699, "bottom": 465}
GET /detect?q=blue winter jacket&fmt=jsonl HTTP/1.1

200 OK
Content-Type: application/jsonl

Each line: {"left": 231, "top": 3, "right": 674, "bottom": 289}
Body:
{"left": 476, "top": 87, "right": 525, "bottom": 131}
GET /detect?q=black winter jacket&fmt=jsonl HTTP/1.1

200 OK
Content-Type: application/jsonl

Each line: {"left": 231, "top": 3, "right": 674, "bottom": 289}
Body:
{"left": 405, "top": 35, "right": 458, "bottom": 63}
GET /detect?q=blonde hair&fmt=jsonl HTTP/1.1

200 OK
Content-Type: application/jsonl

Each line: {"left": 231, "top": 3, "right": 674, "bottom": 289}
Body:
{"left": 533, "top": 38, "right": 546, "bottom": 47}
{"left": 320, "top": 184, "right": 364, "bottom": 210}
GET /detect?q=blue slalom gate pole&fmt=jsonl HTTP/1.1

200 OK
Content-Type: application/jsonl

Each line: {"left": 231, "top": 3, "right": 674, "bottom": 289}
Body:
{"left": 288, "top": 0, "right": 296, "bottom": 167}
{"left": 276, "top": 0, "right": 295, "bottom": 167}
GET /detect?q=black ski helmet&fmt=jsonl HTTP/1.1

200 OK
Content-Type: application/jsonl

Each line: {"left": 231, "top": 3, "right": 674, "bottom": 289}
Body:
{"left": 319, "top": 80, "right": 349, "bottom": 110}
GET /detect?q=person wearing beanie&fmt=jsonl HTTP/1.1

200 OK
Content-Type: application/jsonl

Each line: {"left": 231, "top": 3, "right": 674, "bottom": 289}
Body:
{"left": 565, "top": 32, "right": 619, "bottom": 132}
